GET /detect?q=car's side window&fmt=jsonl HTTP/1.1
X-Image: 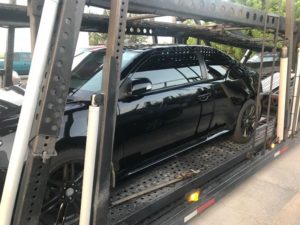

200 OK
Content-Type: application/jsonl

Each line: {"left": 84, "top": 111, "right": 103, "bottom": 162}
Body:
{"left": 133, "top": 68, "right": 188, "bottom": 90}
{"left": 203, "top": 51, "right": 232, "bottom": 80}
{"left": 131, "top": 51, "right": 205, "bottom": 91}
{"left": 206, "top": 64, "right": 229, "bottom": 78}
{"left": 177, "top": 66, "right": 202, "bottom": 82}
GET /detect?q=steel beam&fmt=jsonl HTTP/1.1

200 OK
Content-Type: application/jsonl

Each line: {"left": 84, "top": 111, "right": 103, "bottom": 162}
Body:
{"left": 285, "top": 0, "right": 295, "bottom": 140}
{"left": 27, "top": 0, "right": 44, "bottom": 50}
{"left": 87, "top": 0, "right": 286, "bottom": 32}
{"left": 91, "top": 0, "right": 128, "bottom": 224}
{"left": 12, "top": 0, "right": 86, "bottom": 224}
{"left": 0, "top": 4, "right": 275, "bottom": 51}
{"left": 3, "top": 0, "right": 16, "bottom": 87}
{"left": 4, "top": 26, "right": 14, "bottom": 87}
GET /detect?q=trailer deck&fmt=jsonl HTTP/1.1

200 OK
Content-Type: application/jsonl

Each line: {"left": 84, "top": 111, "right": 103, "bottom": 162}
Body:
{"left": 109, "top": 119, "right": 276, "bottom": 225}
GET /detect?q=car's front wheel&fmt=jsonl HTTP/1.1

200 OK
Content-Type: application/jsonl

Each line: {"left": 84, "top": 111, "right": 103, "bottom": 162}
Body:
{"left": 231, "top": 99, "right": 258, "bottom": 143}
{"left": 39, "top": 148, "right": 84, "bottom": 225}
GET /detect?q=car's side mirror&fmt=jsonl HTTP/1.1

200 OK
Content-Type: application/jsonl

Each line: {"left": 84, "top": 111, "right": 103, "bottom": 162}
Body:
{"left": 128, "top": 78, "right": 152, "bottom": 96}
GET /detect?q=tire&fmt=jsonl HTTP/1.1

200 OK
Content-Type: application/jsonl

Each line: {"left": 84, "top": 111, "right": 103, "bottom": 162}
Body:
{"left": 39, "top": 148, "right": 84, "bottom": 225}
{"left": 231, "top": 99, "right": 258, "bottom": 144}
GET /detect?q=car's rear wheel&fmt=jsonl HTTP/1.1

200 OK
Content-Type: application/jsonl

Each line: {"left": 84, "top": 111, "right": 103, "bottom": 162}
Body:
{"left": 231, "top": 99, "right": 258, "bottom": 143}
{"left": 39, "top": 148, "right": 84, "bottom": 225}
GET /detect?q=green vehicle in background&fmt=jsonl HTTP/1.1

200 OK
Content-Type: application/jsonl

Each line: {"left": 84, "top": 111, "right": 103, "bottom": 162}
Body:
{"left": 0, "top": 52, "right": 32, "bottom": 75}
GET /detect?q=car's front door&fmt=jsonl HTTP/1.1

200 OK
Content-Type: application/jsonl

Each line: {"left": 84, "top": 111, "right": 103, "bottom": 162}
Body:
{"left": 118, "top": 49, "right": 206, "bottom": 167}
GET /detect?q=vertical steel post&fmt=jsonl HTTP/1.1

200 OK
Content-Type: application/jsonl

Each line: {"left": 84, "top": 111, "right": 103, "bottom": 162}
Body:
{"left": 289, "top": 24, "right": 300, "bottom": 135}
{"left": 264, "top": 13, "right": 282, "bottom": 147}
{"left": 91, "top": 0, "right": 128, "bottom": 224}
{"left": 284, "top": 0, "right": 295, "bottom": 139}
{"left": 290, "top": 45, "right": 300, "bottom": 135}
{"left": 152, "top": 36, "right": 158, "bottom": 44}
{"left": 6, "top": 1, "right": 86, "bottom": 225}
{"left": 27, "top": 0, "right": 44, "bottom": 51}
{"left": 4, "top": 0, "right": 16, "bottom": 87}
{"left": 0, "top": 1, "right": 60, "bottom": 224}
{"left": 251, "top": 4, "right": 268, "bottom": 155}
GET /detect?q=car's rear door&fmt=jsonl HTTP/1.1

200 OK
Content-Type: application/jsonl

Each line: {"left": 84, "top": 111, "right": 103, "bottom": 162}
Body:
{"left": 202, "top": 50, "right": 240, "bottom": 134}
{"left": 118, "top": 49, "right": 205, "bottom": 165}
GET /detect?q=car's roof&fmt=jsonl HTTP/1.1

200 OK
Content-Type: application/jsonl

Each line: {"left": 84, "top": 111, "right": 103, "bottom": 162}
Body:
{"left": 80, "top": 44, "right": 233, "bottom": 62}
{"left": 83, "top": 44, "right": 220, "bottom": 52}
{"left": 124, "top": 44, "right": 217, "bottom": 51}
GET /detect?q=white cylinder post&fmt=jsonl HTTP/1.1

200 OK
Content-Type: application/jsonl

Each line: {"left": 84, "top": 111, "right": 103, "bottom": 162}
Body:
{"left": 277, "top": 46, "right": 288, "bottom": 143}
{"left": 0, "top": 1, "right": 60, "bottom": 224}
{"left": 80, "top": 99, "right": 100, "bottom": 225}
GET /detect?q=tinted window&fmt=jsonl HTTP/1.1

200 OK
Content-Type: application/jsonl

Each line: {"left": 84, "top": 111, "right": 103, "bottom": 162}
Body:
{"left": 210, "top": 65, "right": 228, "bottom": 76}
{"left": 131, "top": 51, "right": 205, "bottom": 91}
{"left": 132, "top": 53, "right": 197, "bottom": 90}
{"left": 177, "top": 66, "right": 202, "bottom": 82}
{"left": 133, "top": 68, "right": 188, "bottom": 90}
{"left": 205, "top": 64, "right": 229, "bottom": 79}
{"left": 70, "top": 50, "right": 140, "bottom": 92}
{"left": 204, "top": 52, "right": 231, "bottom": 79}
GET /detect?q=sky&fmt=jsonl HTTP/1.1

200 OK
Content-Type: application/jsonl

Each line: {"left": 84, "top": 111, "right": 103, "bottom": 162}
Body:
{"left": 0, "top": 0, "right": 174, "bottom": 54}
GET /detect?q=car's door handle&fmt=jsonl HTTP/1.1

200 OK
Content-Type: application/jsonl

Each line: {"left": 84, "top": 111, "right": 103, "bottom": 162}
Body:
{"left": 198, "top": 93, "right": 211, "bottom": 102}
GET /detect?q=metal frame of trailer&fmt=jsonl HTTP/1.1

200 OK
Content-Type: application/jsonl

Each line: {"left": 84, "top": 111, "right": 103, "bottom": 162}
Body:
{"left": 0, "top": 0, "right": 299, "bottom": 225}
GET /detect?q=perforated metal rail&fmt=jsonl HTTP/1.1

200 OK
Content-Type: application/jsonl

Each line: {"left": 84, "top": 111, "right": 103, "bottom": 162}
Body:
{"left": 109, "top": 119, "right": 275, "bottom": 225}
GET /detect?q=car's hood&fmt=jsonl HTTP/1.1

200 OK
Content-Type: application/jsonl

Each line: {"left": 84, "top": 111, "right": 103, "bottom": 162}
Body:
{"left": 0, "top": 86, "right": 91, "bottom": 169}
{"left": 0, "top": 86, "right": 24, "bottom": 135}
{"left": 0, "top": 86, "right": 90, "bottom": 136}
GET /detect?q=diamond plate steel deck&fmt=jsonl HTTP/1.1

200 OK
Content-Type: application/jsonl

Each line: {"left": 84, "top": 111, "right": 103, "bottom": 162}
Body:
{"left": 109, "top": 119, "right": 275, "bottom": 225}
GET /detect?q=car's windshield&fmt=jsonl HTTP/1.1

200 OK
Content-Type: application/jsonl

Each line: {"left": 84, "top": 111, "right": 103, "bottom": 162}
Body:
{"left": 70, "top": 50, "right": 140, "bottom": 93}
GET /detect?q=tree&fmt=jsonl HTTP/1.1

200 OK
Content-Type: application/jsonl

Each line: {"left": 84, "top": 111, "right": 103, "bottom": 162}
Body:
{"left": 89, "top": 32, "right": 107, "bottom": 45}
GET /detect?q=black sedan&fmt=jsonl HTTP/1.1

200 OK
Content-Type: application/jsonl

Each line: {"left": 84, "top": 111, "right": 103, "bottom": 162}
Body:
{"left": 0, "top": 45, "right": 260, "bottom": 224}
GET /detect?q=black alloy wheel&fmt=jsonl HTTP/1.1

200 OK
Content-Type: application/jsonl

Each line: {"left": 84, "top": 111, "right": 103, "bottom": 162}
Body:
{"left": 231, "top": 99, "right": 258, "bottom": 143}
{"left": 39, "top": 148, "right": 84, "bottom": 225}
{"left": 241, "top": 104, "right": 256, "bottom": 138}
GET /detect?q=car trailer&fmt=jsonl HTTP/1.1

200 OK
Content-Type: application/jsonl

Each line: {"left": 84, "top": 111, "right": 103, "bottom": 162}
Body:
{"left": 0, "top": 0, "right": 300, "bottom": 225}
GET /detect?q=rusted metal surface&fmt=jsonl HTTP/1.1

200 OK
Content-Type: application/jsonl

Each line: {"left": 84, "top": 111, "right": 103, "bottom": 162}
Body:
{"left": 0, "top": 3, "right": 276, "bottom": 51}
{"left": 88, "top": 0, "right": 287, "bottom": 31}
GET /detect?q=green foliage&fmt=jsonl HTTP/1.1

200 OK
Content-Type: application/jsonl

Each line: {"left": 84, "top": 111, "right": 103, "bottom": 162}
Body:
{"left": 89, "top": 32, "right": 107, "bottom": 45}
{"left": 125, "top": 35, "right": 148, "bottom": 45}
{"left": 211, "top": 43, "right": 246, "bottom": 60}
{"left": 186, "top": 37, "right": 197, "bottom": 45}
